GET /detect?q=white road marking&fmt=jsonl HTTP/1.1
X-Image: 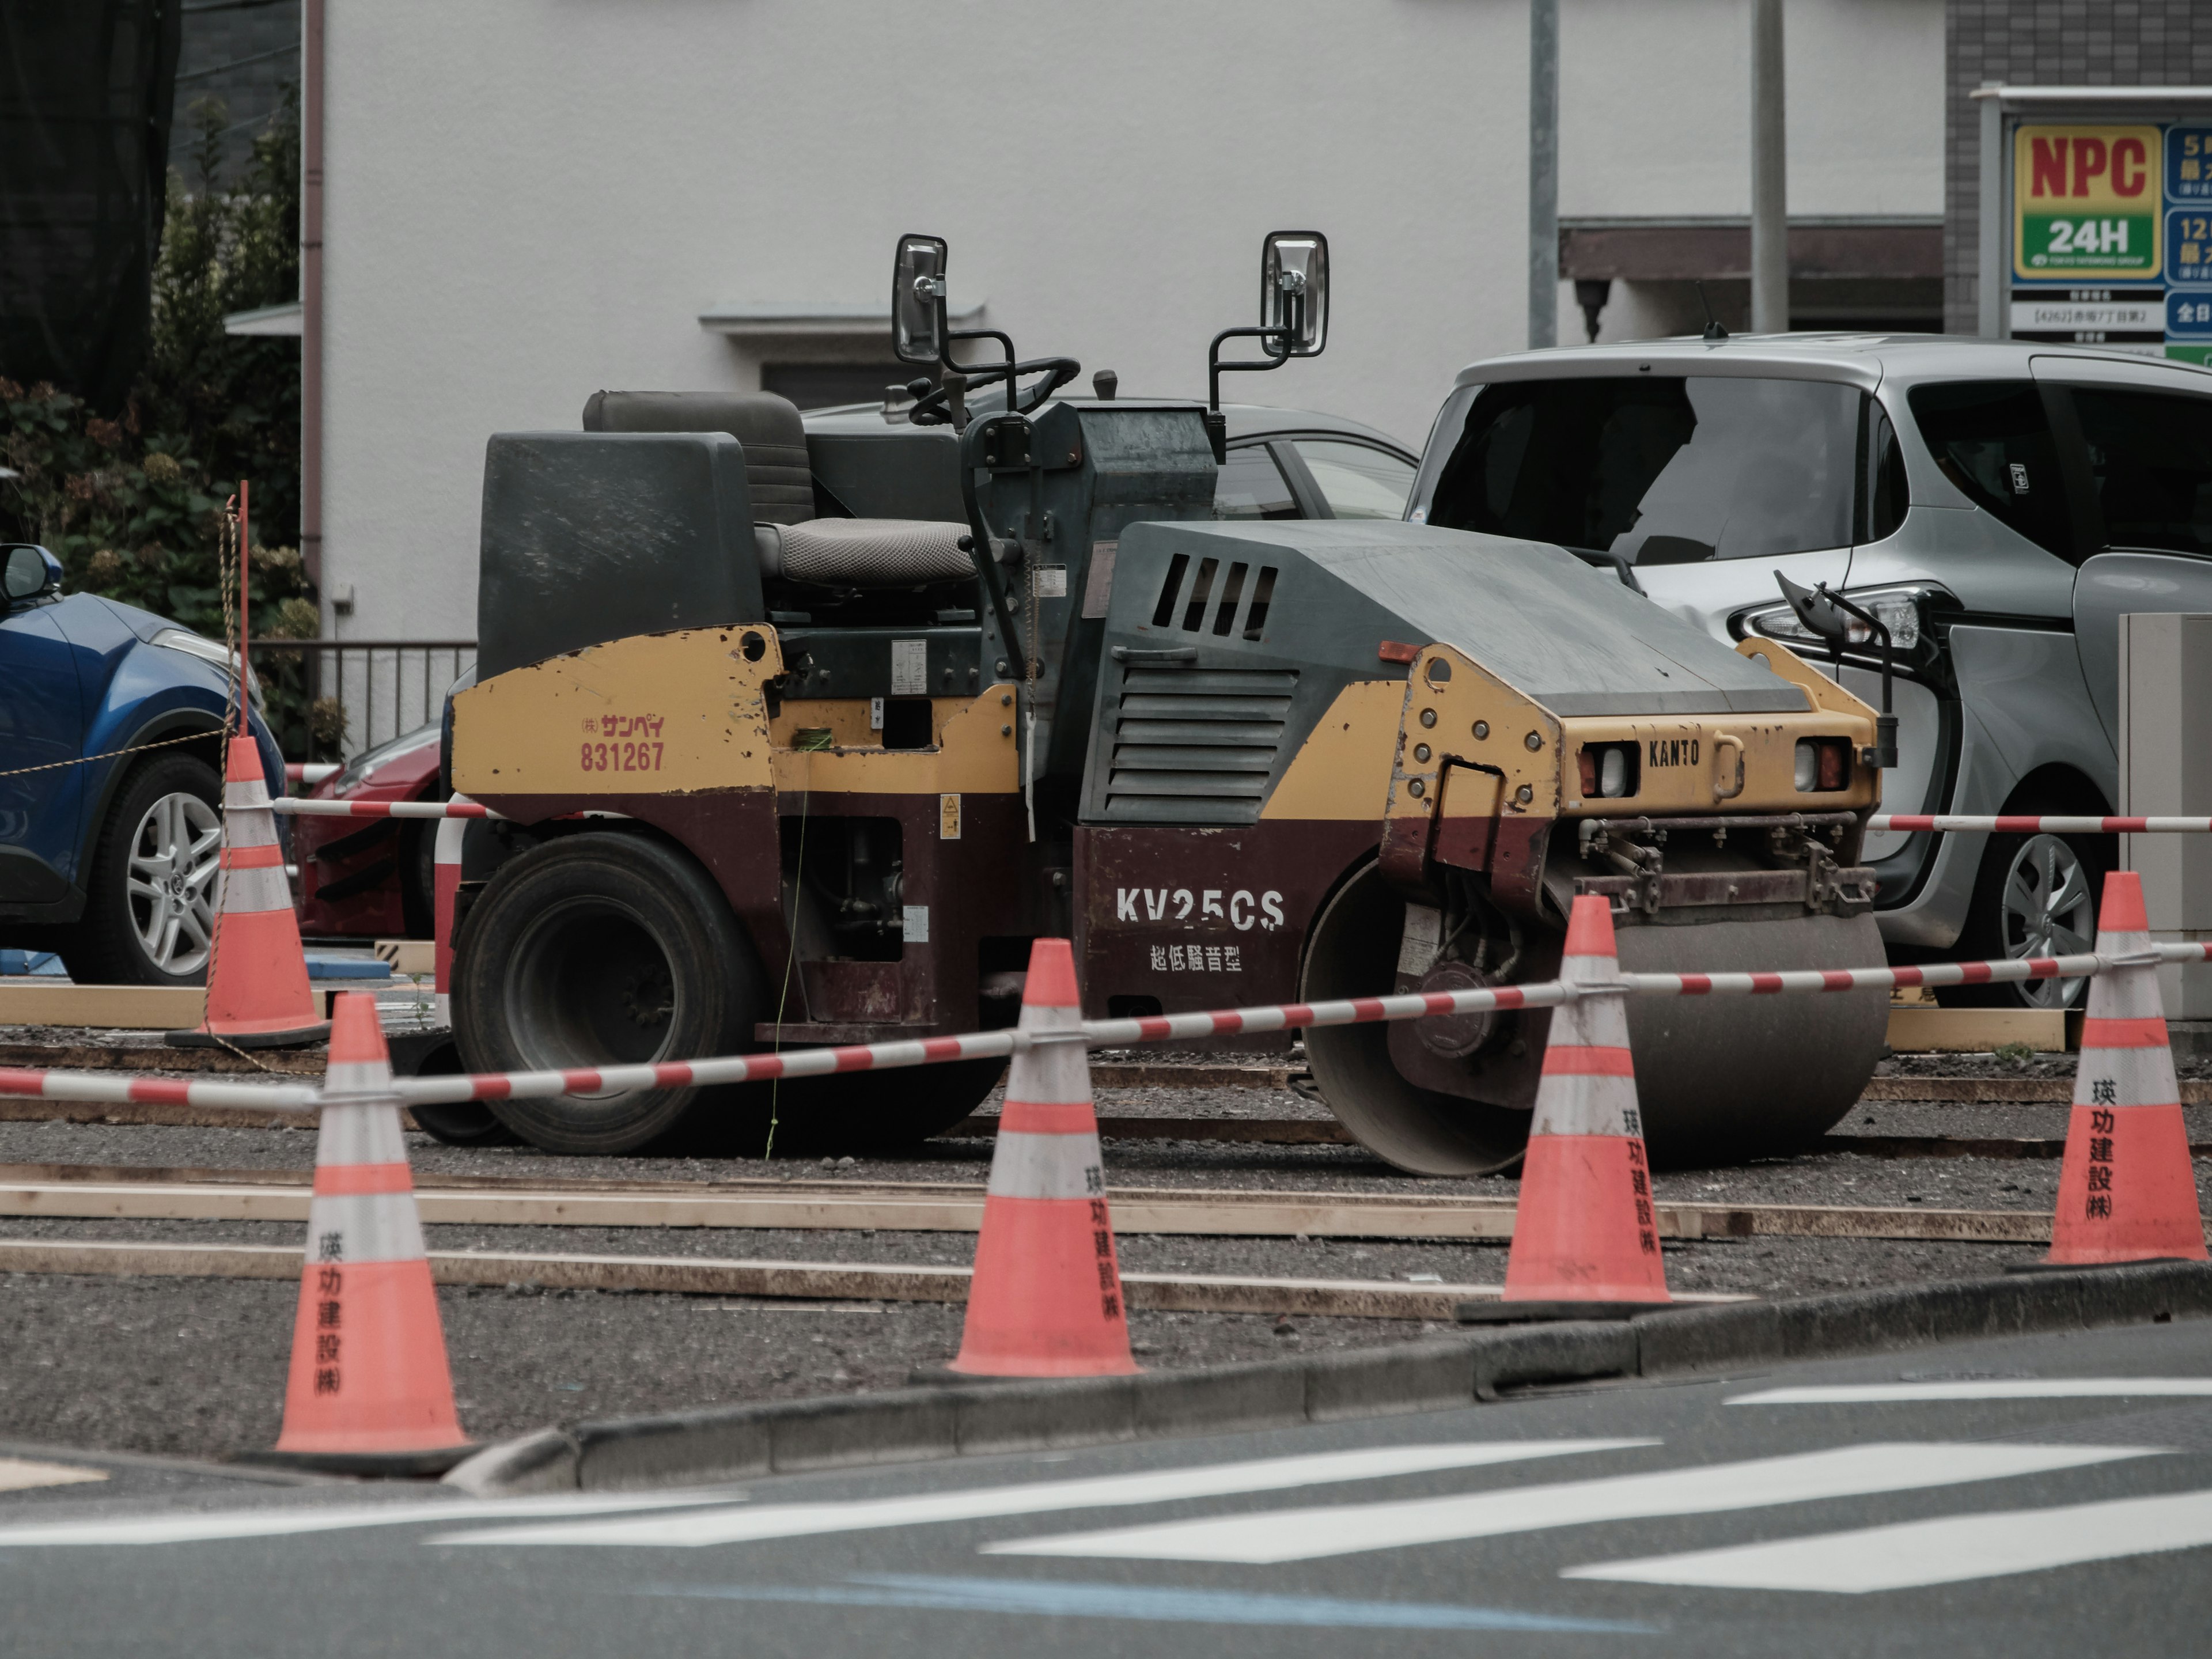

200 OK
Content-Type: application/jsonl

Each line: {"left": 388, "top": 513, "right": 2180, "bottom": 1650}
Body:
{"left": 430, "top": 1441, "right": 1648, "bottom": 1550}
{"left": 0, "top": 1493, "right": 729, "bottom": 1549}
{"left": 1565, "top": 1486, "right": 2212, "bottom": 1592}
{"left": 984, "top": 1442, "right": 2158, "bottom": 1564}
{"left": 0, "top": 1459, "right": 107, "bottom": 1494}
{"left": 1728, "top": 1379, "right": 2212, "bottom": 1406}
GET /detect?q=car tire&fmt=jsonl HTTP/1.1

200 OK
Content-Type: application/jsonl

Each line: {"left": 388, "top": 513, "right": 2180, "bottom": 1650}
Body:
{"left": 58, "top": 752, "right": 225, "bottom": 987}
{"left": 1936, "top": 828, "right": 2112, "bottom": 1010}
{"left": 397, "top": 816, "right": 436, "bottom": 938}
{"left": 452, "top": 832, "right": 765, "bottom": 1154}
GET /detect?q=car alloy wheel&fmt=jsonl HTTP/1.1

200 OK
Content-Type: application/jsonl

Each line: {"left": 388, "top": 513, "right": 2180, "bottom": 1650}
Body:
{"left": 1998, "top": 832, "right": 2096, "bottom": 1010}
{"left": 126, "top": 789, "right": 222, "bottom": 976}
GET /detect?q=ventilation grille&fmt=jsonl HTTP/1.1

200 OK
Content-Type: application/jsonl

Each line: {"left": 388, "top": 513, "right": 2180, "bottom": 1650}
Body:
{"left": 1104, "top": 666, "right": 1298, "bottom": 824}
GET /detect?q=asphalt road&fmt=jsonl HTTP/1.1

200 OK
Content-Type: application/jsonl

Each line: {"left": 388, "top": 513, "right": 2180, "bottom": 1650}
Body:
{"left": 5, "top": 1318, "right": 2211, "bottom": 1656}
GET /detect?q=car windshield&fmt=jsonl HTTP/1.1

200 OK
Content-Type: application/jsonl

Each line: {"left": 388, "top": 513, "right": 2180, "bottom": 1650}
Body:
{"left": 1424, "top": 374, "right": 1862, "bottom": 563}
{"left": 333, "top": 721, "right": 439, "bottom": 791}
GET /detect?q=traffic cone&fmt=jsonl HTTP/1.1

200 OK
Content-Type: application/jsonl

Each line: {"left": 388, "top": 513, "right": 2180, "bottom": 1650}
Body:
{"left": 946, "top": 938, "right": 1139, "bottom": 1378}
{"left": 169, "top": 734, "right": 329, "bottom": 1048}
{"left": 1464, "top": 893, "right": 1670, "bottom": 1322}
{"left": 252, "top": 992, "right": 474, "bottom": 1474}
{"left": 2043, "top": 872, "right": 2207, "bottom": 1266}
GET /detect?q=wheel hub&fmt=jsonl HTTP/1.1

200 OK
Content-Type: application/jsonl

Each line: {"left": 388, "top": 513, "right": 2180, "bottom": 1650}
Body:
{"left": 1414, "top": 959, "right": 1495, "bottom": 1058}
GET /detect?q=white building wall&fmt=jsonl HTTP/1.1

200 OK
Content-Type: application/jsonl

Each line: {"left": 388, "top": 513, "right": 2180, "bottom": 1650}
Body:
{"left": 323, "top": 0, "right": 1944, "bottom": 642}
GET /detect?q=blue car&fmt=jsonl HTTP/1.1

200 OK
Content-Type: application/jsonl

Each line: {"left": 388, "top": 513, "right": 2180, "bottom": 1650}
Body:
{"left": 1, "top": 543, "right": 285, "bottom": 986}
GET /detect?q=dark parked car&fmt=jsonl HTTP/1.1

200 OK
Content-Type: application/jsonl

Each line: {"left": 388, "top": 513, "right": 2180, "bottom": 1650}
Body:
{"left": 0, "top": 543, "right": 285, "bottom": 985}
{"left": 295, "top": 721, "right": 443, "bottom": 939}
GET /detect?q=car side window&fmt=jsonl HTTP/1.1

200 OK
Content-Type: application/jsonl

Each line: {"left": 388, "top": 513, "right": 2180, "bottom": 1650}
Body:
{"left": 2068, "top": 387, "right": 2212, "bottom": 558}
{"left": 1865, "top": 401, "right": 1910, "bottom": 543}
{"left": 1288, "top": 439, "right": 1417, "bottom": 520}
{"left": 1904, "top": 381, "right": 2073, "bottom": 559}
{"left": 1211, "top": 444, "right": 1299, "bottom": 520}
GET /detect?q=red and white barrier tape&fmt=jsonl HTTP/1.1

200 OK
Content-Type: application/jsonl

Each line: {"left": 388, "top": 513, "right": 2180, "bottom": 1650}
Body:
{"left": 269, "top": 798, "right": 495, "bottom": 820}
{"left": 5, "top": 942, "right": 2207, "bottom": 1112}
{"left": 1868, "top": 815, "right": 2212, "bottom": 835}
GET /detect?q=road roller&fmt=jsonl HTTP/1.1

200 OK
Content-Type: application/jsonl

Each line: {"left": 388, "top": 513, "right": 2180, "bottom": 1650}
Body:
{"left": 444, "top": 230, "right": 1891, "bottom": 1169}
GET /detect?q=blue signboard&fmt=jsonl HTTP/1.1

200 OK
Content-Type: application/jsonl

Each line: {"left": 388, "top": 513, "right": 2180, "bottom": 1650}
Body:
{"left": 2167, "top": 124, "right": 2212, "bottom": 201}
{"left": 2166, "top": 291, "right": 2212, "bottom": 338}
{"left": 2166, "top": 207, "right": 2212, "bottom": 285}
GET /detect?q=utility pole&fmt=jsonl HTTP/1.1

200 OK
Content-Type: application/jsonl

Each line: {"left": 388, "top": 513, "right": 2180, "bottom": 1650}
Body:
{"left": 1749, "top": 0, "right": 1787, "bottom": 334}
{"left": 1528, "top": 0, "right": 1559, "bottom": 350}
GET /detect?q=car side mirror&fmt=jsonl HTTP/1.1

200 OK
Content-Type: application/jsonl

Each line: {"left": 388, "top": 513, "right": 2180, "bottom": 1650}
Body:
{"left": 1262, "top": 230, "right": 1328, "bottom": 357}
{"left": 1773, "top": 570, "right": 1849, "bottom": 648}
{"left": 3, "top": 544, "right": 57, "bottom": 606}
{"left": 892, "top": 233, "right": 949, "bottom": 366}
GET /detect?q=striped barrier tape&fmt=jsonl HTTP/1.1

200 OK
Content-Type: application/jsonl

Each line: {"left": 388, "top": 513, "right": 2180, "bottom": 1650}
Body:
{"left": 283, "top": 763, "right": 340, "bottom": 785}
{"left": 1868, "top": 815, "right": 2212, "bottom": 834}
{"left": 6, "top": 942, "right": 2208, "bottom": 1113}
{"left": 269, "top": 798, "right": 496, "bottom": 820}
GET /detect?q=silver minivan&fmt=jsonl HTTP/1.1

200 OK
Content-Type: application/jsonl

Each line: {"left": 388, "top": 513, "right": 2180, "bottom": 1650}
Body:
{"left": 1406, "top": 336, "right": 2212, "bottom": 1006}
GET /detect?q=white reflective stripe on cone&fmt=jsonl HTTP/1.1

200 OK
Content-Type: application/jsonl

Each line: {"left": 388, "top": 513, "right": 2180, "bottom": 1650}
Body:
{"left": 221, "top": 810, "right": 282, "bottom": 851}
{"left": 304, "top": 1194, "right": 428, "bottom": 1265}
{"left": 985, "top": 1130, "right": 1107, "bottom": 1200}
{"left": 213, "top": 862, "right": 295, "bottom": 914}
{"left": 1008, "top": 1040, "right": 1092, "bottom": 1106}
{"left": 1528, "top": 1070, "right": 1640, "bottom": 1139}
{"left": 223, "top": 779, "right": 274, "bottom": 810}
{"left": 317, "top": 1100, "right": 408, "bottom": 1162}
{"left": 2086, "top": 940, "right": 2163, "bottom": 1020}
{"left": 2073, "top": 1043, "right": 2181, "bottom": 1108}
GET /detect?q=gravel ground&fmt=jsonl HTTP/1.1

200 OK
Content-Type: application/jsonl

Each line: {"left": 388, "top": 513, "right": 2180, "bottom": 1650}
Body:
{"left": 5, "top": 1029, "right": 2211, "bottom": 1465}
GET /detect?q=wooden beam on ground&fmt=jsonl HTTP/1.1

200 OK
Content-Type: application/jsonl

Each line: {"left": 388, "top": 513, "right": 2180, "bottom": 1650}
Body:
{"left": 0, "top": 1163, "right": 2146, "bottom": 1246}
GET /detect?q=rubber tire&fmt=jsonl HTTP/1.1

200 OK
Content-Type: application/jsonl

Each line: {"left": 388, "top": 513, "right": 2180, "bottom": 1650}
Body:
{"left": 389, "top": 1032, "right": 521, "bottom": 1147}
{"left": 1936, "top": 828, "right": 2113, "bottom": 1010}
{"left": 452, "top": 832, "right": 763, "bottom": 1154}
{"left": 58, "top": 752, "right": 224, "bottom": 987}
{"left": 668, "top": 1058, "right": 1009, "bottom": 1158}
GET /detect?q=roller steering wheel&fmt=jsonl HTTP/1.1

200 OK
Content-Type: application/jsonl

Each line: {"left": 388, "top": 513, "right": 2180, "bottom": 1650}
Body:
{"left": 908, "top": 357, "right": 1082, "bottom": 426}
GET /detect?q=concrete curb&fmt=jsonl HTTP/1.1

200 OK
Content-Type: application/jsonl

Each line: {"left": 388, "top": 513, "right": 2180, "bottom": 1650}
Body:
{"left": 444, "top": 1260, "right": 2212, "bottom": 1494}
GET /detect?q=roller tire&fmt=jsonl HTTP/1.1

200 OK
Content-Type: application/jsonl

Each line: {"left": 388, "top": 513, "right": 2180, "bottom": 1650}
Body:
{"left": 666, "top": 1058, "right": 1007, "bottom": 1158}
{"left": 1300, "top": 863, "right": 1536, "bottom": 1177}
{"left": 452, "top": 832, "right": 763, "bottom": 1154}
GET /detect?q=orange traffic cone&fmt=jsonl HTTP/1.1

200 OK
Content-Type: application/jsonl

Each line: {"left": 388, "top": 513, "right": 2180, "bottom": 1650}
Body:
{"left": 252, "top": 992, "right": 473, "bottom": 1474}
{"left": 2043, "top": 871, "right": 2207, "bottom": 1266}
{"left": 1465, "top": 893, "right": 1671, "bottom": 1321}
{"left": 946, "top": 938, "right": 1139, "bottom": 1378}
{"left": 169, "top": 734, "right": 329, "bottom": 1048}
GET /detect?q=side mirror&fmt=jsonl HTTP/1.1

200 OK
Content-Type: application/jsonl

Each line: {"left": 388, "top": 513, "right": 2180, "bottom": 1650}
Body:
{"left": 1262, "top": 230, "right": 1328, "bottom": 357}
{"left": 3, "top": 544, "right": 57, "bottom": 605}
{"left": 1773, "top": 571, "right": 1849, "bottom": 647}
{"left": 892, "top": 233, "right": 949, "bottom": 366}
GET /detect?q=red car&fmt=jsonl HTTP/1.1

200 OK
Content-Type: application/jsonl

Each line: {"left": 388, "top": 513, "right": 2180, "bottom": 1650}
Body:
{"left": 296, "top": 722, "right": 442, "bottom": 938}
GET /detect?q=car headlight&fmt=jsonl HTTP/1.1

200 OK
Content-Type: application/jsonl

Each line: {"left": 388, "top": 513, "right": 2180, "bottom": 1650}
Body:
{"left": 151, "top": 627, "right": 266, "bottom": 714}
{"left": 1737, "top": 584, "right": 1950, "bottom": 653}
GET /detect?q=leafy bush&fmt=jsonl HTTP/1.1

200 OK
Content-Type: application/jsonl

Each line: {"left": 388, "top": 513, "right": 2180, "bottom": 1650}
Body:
{"left": 0, "top": 93, "right": 323, "bottom": 754}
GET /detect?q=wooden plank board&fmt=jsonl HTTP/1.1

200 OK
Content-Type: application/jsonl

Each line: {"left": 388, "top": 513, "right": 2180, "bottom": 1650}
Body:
{"left": 0, "top": 1166, "right": 2126, "bottom": 1247}
{"left": 0, "top": 985, "right": 333, "bottom": 1031}
{"left": 1885, "top": 1006, "right": 2068, "bottom": 1053}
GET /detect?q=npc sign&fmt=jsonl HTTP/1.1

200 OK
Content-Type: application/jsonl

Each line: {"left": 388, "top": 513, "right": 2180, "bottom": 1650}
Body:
{"left": 2014, "top": 124, "right": 2162, "bottom": 282}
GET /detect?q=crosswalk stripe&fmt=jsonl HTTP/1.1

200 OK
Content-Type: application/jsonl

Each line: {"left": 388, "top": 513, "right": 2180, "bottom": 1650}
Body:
{"left": 429, "top": 1441, "right": 1649, "bottom": 1550}
{"left": 1728, "top": 1380, "right": 2212, "bottom": 1406}
{"left": 983, "top": 1442, "right": 2159, "bottom": 1564}
{"left": 1564, "top": 1486, "right": 2212, "bottom": 1592}
{"left": 0, "top": 1494, "right": 725, "bottom": 1549}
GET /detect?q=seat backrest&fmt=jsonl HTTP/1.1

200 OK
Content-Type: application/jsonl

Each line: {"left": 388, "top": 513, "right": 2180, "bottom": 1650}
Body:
{"left": 582, "top": 390, "right": 814, "bottom": 524}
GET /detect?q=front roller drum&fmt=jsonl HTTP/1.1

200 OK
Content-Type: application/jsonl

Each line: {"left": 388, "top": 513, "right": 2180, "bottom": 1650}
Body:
{"left": 1301, "top": 865, "right": 1889, "bottom": 1175}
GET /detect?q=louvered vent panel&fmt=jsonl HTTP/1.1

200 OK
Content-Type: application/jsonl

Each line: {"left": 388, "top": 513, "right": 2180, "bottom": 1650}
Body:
{"left": 1104, "top": 667, "right": 1297, "bottom": 824}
